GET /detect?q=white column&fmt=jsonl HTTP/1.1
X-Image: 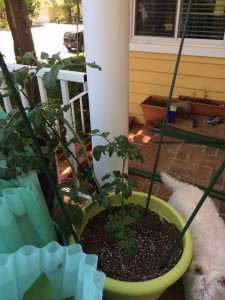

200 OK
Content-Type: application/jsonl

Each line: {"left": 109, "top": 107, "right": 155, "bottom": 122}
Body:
{"left": 82, "top": 0, "right": 130, "bottom": 183}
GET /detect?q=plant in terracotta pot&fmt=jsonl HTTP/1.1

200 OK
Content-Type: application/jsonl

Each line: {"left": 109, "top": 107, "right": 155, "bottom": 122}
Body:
{"left": 178, "top": 90, "right": 225, "bottom": 118}
{"left": 140, "top": 95, "right": 178, "bottom": 125}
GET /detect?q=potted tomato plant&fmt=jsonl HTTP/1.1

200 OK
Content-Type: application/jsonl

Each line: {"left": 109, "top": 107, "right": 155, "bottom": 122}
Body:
{"left": 65, "top": 131, "right": 193, "bottom": 300}
{"left": 0, "top": 52, "right": 193, "bottom": 300}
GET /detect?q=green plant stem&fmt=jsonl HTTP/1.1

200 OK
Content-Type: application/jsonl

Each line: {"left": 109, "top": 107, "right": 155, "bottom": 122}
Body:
{"left": 60, "top": 143, "right": 80, "bottom": 181}
{"left": 42, "top": 116, "right": 86, "bottom": 182}
{"left": 121, "top": 157, "right": 127, "bottom": 208}
{"left": 0, "top": 51, "right": 79, "bottom": 243}
{"left": 62, "top": 118, "right": 92, "bottom": 167}
{"left": 62, "top": 117, "right": 103, "bottom": 194}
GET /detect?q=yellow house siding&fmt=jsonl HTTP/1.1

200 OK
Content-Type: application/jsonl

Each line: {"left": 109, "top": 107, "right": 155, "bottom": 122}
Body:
{"left": 35, "top": 6, "right": 65, "bottom": 23}
{"left": 129, "top": 51, "right": 225, "bottom": 123}
{"left": 48, "top": 7, "right": 65, "bottom": 22}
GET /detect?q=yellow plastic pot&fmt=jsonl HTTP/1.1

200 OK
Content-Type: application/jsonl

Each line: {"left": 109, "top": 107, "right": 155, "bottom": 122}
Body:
{"left": 72, "top": 192, "right": 193, "bottom": 300}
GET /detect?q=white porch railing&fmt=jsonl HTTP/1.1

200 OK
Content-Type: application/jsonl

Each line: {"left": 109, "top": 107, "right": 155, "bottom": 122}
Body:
{"left": 0, "top": 64, "right": 89, "bottom": 186}
{"left": 0, "top": 64, "right": 88, "bottom": 130}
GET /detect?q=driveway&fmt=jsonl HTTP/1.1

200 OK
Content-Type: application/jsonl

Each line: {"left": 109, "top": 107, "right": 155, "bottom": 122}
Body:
{"left": 0, "top": 23, "right": 83, "bottom": 63}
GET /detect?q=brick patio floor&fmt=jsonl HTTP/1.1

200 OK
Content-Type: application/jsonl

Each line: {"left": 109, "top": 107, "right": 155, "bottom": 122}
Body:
{"left": 128, "top": 114, "right": 225, "bottom": 299}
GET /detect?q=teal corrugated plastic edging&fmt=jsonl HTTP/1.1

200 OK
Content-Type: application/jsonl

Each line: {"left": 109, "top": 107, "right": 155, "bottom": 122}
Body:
{"left": 0, "top": 241, "right": 105, "bottom": 300}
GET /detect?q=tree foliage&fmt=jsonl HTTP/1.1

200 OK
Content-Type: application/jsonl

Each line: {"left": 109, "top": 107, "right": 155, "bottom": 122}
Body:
{"left": 0, "top": 0, "right": 41, "bottom": 24}
{"left": 61, "top": 0, "right": 81, "bottom": 24}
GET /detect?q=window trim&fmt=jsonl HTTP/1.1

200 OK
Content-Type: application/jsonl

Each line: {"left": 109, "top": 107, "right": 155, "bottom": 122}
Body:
{"left": 130, "top": 0, "right": 225, "bottom": 58}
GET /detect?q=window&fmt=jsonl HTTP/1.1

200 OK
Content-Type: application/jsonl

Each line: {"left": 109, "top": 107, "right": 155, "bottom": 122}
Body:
{"left": 135, "top": 0, "right": 177, "bottom": 37}
{"left": 134, "top": 0, "right": 225, "bottom": 41}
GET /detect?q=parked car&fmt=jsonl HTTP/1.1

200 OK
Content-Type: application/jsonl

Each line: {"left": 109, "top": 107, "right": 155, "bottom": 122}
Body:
{"left": 63, "top": 30, "right": 85, "bottom": 53}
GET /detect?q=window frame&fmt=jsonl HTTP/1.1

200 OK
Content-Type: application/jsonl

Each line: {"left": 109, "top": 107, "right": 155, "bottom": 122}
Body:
{"left": 130, "top": 0, "right": 225, "bottom": 58}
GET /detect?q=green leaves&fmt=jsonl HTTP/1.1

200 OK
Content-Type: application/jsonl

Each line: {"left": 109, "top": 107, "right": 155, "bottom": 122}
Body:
{"left": 93, "top": 145, "right": 106, "bottom": 161}
{"left": 67, "top": 204, "right": 83, "bottom": 228}
{"left": 23, "top": 273, "right": 52, "bottom": 300}
{"left": 18, "top": 51, "right": 36, "bottom": 65}
{"left": 105, "top": 205, "right": 144, "bottom": 260}
{"left": 40, "top": 52, "right": 49, "bottom": 61}
{"left": 101, "top": 196, "right": 112, "bottom": 208}
{"left": 92, "top": 132, "right": 143, "bottom": 164}
{"left": 29, "top": 52, "right": 101, "bottom": 92}
{"left": 0, "top": 167, "right": 17, "bottom": 180}
{"left": 11, "top": 67, "right": 30, "bottom": 88}
{"left": 90, "top": 130, "right": 143, "bottom": 220}
{"left": 127, "top": 178, "right": 138, "bottom": 188}
{"left": 0, "top": 105, "right": 60, "bottom": 179}
{"left": 23, "top": 273, "right": 75, "bottom": 300}
{"left": 59, "top": 204, "right": 83, "bottom": 239}
{"left": 43, "top": 65, "right": 60, "bottom": 92}
{"left": 86, "top": 62, "right": 101, "bottom": 71}
{"left": 116, "top": 240, "right": 127, "bottom": 248}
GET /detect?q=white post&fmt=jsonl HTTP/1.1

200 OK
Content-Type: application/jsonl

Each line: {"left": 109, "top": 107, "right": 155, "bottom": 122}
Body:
{"left": 82, "top": 0, "right": 130, "bottom": 183}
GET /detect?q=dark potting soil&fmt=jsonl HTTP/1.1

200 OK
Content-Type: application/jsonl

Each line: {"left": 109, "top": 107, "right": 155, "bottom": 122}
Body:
{"left": 80, "top": 206, "right": 183, "bottom": 282}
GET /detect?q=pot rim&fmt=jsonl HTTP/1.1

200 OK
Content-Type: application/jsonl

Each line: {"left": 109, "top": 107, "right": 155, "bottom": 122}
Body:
{"left": 103, "top": 192, "right": 192, "bottom": 296}
{"left": 70, "top": 191, "right": 193, "bottom": 297}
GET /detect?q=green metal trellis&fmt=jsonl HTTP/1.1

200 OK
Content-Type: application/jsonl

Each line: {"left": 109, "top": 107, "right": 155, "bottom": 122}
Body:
{"left": 144, "top": 0, "right": 225, "bottom": 268}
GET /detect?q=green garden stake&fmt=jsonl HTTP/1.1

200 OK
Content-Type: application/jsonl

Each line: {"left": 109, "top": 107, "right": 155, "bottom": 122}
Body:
{"left": 146, "top": 0, "right": 193, "bottom": 211}
{"left": 161, "top": 159, "right": 225, "bottom": 269}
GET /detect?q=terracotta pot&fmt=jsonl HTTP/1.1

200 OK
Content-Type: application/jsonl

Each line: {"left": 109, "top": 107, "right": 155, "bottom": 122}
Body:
{"left": 71, "top": 192, "right": 193, "bottom": 300}
{"left": 75, "top": 134, "right": 92, "bottom": 152}
{"left": 57, "top": 134, "right": 92, "bottom": 161}
{"left": 140, "top": 95, "right": 177, "bottom": 124}
{"left": 178, "top": 95, "right": 225, "bottom": 118}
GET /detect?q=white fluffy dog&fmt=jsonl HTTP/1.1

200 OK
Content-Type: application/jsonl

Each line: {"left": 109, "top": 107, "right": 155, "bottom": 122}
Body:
{"left": 161, "top": 172, "right": 225, "bottom": 300}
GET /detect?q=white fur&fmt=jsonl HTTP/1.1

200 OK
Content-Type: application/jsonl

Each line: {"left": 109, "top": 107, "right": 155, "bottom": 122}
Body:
{"left": 161, "top": 172, "right": 225, "bottom": 300}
